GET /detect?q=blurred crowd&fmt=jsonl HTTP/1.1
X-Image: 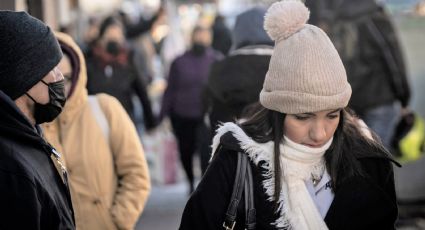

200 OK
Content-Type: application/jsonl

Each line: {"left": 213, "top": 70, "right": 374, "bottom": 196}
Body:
{"left": 1, "top": 0, "right": 425, "bottom": 229}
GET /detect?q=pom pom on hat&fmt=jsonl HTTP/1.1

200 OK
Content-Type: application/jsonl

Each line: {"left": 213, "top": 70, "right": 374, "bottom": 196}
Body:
{"left": 260, "top": 1, "right": 352, "bottom": 114}
{"left": 264, "top": 0, "right": 310, "bottom": 41}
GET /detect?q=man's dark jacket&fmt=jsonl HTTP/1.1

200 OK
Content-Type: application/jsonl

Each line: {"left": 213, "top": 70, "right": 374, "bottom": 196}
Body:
{"left": 305, "top": 0, "right": 410, "bottom": 115}
{"left": 205, "top": 45, "right": 273, "bottom": 131}
{"left": 0, "top": 90, "right": 75, "bottom": 230}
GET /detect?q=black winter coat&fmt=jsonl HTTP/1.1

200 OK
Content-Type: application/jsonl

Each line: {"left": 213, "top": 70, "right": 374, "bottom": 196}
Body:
{"left": 0, "top": 91, "right": 75, "bottom": 230}
{"left": 180, "top": 125, "right": 398, "bottom": 230}
{"left": 205, "top": 45, "right": 273, "bottom": 131}
{"left": 305, "top": 0, "right": 410, "bottom": 115}
{"left": 85, "top": 48, "right": 156, "bottom": 130}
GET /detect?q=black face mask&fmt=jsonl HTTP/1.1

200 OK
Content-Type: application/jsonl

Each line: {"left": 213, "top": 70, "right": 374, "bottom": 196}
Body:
{"left": 106, "top": 40, "right": 121, "bottom": 56}
{"left": 192, "top": 43, "right": 206, "bottom": 56}
{"left": 26, "top": 79, "right": 66, "bottom": 124}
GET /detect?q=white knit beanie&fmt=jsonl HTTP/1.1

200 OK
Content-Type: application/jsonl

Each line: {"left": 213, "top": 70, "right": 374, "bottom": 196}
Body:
{"left": 259, "top": 0, "right": 352, "bottom": 114}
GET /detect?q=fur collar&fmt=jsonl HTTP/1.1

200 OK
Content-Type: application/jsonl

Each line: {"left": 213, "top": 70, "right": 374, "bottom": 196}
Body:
{"left": 212, "top": 122, "right": 290, "bottom": 229}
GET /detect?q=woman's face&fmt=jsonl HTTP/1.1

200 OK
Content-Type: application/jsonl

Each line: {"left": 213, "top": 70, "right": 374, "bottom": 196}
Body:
{"left": 284, "top": 109, "right": 341, "bottom": 148}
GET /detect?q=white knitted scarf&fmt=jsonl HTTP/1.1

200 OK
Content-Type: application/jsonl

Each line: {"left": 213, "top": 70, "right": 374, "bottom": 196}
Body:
{"left": 280, "top": 136, "right": 332, "bottom": 230}
{"left": 211, "top": 123, "right": 333, "bottom": 229}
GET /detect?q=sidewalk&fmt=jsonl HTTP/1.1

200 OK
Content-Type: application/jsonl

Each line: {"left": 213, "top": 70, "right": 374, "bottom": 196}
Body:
{"left": 135, "top": 181, "right": 189, "bottom": 230}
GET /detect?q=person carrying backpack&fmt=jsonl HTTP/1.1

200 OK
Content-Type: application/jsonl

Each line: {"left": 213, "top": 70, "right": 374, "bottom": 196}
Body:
{"left": 42, "top": 32, "right": 151, "bottom": 230}
{"left": 305, "top": 0, "right": 411, "bottom": 148}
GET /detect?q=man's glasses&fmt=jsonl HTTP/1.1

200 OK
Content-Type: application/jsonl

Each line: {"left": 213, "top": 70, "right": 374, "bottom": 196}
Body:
{"left": 52, "top": 67, "right": 65, "bottom": 82}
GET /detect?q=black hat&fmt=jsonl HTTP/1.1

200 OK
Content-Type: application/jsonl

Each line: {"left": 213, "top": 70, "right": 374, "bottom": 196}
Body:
{"left": 0, "top": 11, "right": 63, "bottom": 100}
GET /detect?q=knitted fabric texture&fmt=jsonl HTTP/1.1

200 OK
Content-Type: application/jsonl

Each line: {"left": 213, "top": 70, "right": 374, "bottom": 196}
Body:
{"left": 260, "top": 0, "right": 351, "bottom": 114}
{"left": 280, "top": 136, "right": 331, "bottom": 230}
{"left": 0, "top": 11, "right": 62, "bottom": 100}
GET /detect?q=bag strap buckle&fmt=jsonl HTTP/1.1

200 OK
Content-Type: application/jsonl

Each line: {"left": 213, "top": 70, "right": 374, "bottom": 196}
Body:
{"left": 223, "top": 220, "right": 236, "bottom": 230}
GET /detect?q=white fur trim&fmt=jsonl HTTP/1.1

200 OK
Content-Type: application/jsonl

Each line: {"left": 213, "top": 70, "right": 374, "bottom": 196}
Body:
{"left": 210, "top": 123, "right": 291, "bottom": 228}
{"left": 211, "top": 122, "right": 330, "bottom": 229}
{"left": 264, "top": 0, "right": 310, "bottom": 41}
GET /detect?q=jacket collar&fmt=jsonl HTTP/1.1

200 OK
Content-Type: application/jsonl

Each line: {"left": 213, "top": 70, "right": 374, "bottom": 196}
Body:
{"left": 212, "top": 122, "right": 397, "bottom": 228}
{"left": 212, "top": 122, "right": 288, "bottom": 228}
{"left": 0, "top": 90, "right": 46, "bottom": 146}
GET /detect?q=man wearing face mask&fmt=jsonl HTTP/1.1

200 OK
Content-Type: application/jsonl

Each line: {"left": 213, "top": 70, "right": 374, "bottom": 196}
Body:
{"left": 160, "top": 26, "right": 222, "bottom": 193}
{"left": 0, "top": 11, "right": 75, "bottom": 229}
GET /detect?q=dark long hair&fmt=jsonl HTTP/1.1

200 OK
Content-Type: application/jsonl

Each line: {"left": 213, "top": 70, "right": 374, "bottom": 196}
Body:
{"left": 240, "top": 103, "right": 284, "bottom": 208}
{"left": 239, "top": 103, "right": 393, "bottom": 206}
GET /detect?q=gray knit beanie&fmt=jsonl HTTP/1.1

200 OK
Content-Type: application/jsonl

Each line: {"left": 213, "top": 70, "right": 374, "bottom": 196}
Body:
{"left": 259, "top": 0, "right": 352, "bottom": 114}
{"left": 0, "top": 11, "right": 63, "bottom": 100}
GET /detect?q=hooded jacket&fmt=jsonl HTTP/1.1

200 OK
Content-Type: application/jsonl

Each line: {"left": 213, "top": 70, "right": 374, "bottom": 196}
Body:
{"left": 42, "top": 33, "right": 150, "bottom": 230}
{"left": 180, "top": 122, "right": 398, "bottom": 230}
{"left": 0, "top": 90, "right": 75, "bottom": 229}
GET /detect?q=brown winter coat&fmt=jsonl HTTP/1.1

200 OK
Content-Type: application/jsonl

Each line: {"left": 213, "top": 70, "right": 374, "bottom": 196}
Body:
{"left": 42, "top": 32, "right": 150, "bottom": 230}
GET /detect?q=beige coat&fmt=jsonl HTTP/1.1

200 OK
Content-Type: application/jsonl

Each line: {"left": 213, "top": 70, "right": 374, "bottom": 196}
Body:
{"left": 42, "top": 32, "right": 150, "bottom": 230}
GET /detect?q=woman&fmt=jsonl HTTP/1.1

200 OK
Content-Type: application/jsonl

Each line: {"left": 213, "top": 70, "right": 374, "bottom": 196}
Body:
{"left": 42, "top": 32, "right": 150, "bottom": 230}
{"left": 161, "top": 26, "right": 222, "bottom": 192}
{"left": 179, "top": 1, "right": 398, "bottom": 230}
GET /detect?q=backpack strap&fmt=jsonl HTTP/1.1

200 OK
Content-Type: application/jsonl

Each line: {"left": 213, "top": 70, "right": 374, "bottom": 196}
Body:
{"left": 88, "top": 95, "right": 109, "bottom": 139}
{"left": 245, "top": 159, "right": 256, "bottom": 230}
{"left": 223, "top": 152, "right": 256, "bottom": 230}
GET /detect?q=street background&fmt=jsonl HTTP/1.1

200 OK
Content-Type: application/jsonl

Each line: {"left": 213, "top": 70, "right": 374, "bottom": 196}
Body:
{"left": 1, "top": 0, "right": 424, "bottom": 229}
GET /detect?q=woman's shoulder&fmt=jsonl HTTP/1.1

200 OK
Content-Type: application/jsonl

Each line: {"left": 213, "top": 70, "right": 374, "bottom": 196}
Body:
{"left": 357, "top": 155, "right": 394, "bottom": 173}
{"left": 212, "top": 122, "right": 246, "bottom": 154}
{"left": 355, "top": 153, "right": 398, "bottom": 189}
{"left": 210, "top": 129, "right": 244, "bottom": 166}
{"left": 211, "top": 122, "right": 274, "bottom": 166}
{"left": 94, "top": 93, "right": 123, "bottom": 111}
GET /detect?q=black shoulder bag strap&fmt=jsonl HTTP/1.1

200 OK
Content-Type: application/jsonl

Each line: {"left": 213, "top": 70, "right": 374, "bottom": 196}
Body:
{"left": 223, "top": 152, "right": 256, "bottom": 230}
{"left": 244, "top": 155, "right": 256, "bottom": 230}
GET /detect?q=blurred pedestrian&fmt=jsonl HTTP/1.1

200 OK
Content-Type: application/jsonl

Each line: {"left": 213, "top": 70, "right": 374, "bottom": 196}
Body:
{"left": 205, "top": 7, "right": 274, "bottom": 132}
{"left": 160, "top": 26, "right": 222, "bottom": 193}
{"left": 180, "top": 1, "right": 398, "bottom": 229}
{"left": 211, "top": 14, "right": 232, "bottom": 56}
{"left": 42, "top": 32, "right": 151, "bottom": 230}
{"left": 80, "top": 16, "right": 101, "bottom": 53}
{"left": 0, "top": 11, "right": 74, "bottom": 229}
{"left": 305, "top": 0, "right": 411, "bottom": 148}
{"left": 120, "top": 5, "right": 166, "bottom": 40}
{"left": 85, "top": 16, "right": 157, "bottom": 131}
{"left": 119, "top": 5, "right": 166, "bottom": 85}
